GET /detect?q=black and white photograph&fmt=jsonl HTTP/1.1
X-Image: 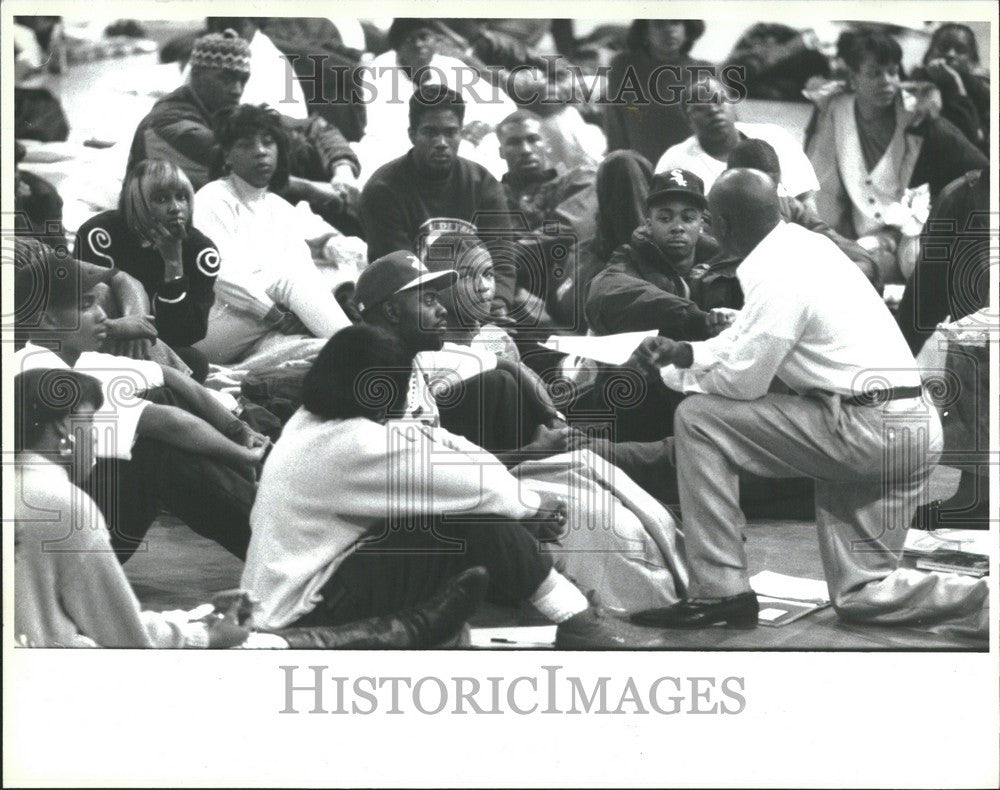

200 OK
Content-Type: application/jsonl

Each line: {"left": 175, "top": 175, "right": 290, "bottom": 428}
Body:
{"left": 3, "top": 0, "right": 997, "bottom": 786}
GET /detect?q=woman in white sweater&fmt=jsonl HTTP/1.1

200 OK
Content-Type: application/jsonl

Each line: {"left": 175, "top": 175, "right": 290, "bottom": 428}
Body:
{"left": 242, "top": 325, "right": 633, "bottom": 647}
{"left": 193, "top": 104, "right": 360, "bottom": 369}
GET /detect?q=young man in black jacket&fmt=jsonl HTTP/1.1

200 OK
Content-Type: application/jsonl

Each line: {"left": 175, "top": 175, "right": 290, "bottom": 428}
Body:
{"left": 585, "top": 168, "right": 728, "bottom": 339}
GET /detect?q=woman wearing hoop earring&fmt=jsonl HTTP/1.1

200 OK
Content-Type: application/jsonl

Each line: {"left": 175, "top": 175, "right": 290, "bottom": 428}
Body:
{"left": 75, "top": 159, "right": 219, "bottom": 382}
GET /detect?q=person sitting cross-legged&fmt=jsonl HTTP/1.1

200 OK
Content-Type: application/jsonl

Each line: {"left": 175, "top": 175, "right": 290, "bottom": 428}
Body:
{"left": 242, "top": 324, "right": 639, "bottom": 647}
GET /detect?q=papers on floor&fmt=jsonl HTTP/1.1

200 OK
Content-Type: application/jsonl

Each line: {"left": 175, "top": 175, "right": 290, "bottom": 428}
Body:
{"left": 903, "top": 529, "right": 992, "bottom": 557}
{"left": 750, "top": 571, "right": 830, "bottom": 604}
{"left": 748, "top": 572, "right": 831, "bottom": 627}
{"left": 755, "top": 597, "right": 830, "bottom": 627}
{"left": 541, "top": 331, "right": 657, "bottom": 366}
{"left": 469, "top": 626, "right": 557, "bottom": 649}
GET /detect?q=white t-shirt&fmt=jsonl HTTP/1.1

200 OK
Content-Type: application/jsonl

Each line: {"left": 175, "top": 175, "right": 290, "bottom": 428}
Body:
{"left": 14, "top": 344, "right": 164, "bottom": 460}
{"left": 655, "top": 122, "right": 820, "bottom": 199}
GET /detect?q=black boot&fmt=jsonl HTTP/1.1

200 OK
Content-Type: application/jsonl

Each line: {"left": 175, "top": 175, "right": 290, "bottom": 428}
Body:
{"left": 278, "top": 566, "right": 490, "bottom": 649}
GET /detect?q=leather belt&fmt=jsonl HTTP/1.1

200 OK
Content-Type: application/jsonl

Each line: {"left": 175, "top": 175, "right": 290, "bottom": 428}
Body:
{"left": 842, "top": 386, "right": 923, "bottom": 407}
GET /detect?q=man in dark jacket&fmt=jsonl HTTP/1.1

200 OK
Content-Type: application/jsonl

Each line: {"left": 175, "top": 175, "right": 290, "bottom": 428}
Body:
{"left": 128, "top": 29, "right": 360, "bottom": 228}
{"left": 585, "top": 168, "right": 726, "bottom": 339}
{"left": 496, "top": 110, "right": 598, "bottom": 328}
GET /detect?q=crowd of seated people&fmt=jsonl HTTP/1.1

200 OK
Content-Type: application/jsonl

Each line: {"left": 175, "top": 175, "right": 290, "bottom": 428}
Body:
{"left": 11, "top": 18, "right": 993, "bottom": 649}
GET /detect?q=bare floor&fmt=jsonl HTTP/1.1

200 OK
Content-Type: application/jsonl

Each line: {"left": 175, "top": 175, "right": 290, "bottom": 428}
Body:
{"left": 125, "top": 468, "right": 985, "bottom": 650}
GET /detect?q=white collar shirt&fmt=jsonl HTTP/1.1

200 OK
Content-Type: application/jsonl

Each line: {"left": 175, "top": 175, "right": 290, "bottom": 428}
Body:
{"left": 660, "top": 222, "right": 921, "bottom": 400}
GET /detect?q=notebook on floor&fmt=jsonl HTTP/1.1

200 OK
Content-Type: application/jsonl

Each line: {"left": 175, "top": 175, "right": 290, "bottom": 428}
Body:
{"left": 915, "top": 549, "right": 989, "bottom": 577}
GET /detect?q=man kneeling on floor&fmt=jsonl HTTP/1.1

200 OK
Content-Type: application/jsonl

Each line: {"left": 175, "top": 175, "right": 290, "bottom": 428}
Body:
{"left": 627, "top": 169, "right": 988, "bottom": 638}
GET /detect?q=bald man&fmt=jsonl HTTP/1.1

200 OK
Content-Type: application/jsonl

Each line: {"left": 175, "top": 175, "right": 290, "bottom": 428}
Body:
{"left": 625, "top": 169, "right": 987, "bottom": 637}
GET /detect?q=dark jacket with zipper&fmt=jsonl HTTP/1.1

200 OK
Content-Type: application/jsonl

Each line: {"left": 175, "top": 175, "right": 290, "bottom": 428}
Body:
{"left": 585, "top": 225, "right": 714, "bottom": 339}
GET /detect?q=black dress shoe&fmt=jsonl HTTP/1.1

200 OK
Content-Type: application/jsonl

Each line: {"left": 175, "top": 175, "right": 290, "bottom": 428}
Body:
{"left": 630, "top": 592, "right": 759, "bottom": 629}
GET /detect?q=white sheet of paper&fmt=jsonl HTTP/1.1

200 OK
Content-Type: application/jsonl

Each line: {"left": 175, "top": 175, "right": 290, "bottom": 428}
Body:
{"left": 903, "top": 528, "right": 993, "bottom": 556}
{"left": 750, "top": 571, "right": 830, "bottom": 604}
{"left": 468, "top": 625, "right": 557, "bottom": 648}
{"left": 541, "top": 331, "right": 657, "bottom": 366}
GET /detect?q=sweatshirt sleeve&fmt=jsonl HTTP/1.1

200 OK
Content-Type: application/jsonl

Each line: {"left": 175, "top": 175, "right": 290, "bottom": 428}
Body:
{"left": 338, "top": 421, "right": 541, "bottom": 521}
{"left": 153, "top": 230, "right": 219, "bottom": 346}
{"left": 360, "top": 180, "right": 413, "bottom": 261}
{"left": 585, "top": 266, "right": 710, "bottom": 339}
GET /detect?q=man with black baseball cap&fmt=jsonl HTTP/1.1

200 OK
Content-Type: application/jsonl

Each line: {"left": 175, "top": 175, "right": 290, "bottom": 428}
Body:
{"left": 586, "top": 167, "right": 732, "bottom": 339}
{"left": 354, "top": 250, "right": 458, "bottom": 355}
{"left": 358, "top": 250, "right": 562, "bottom": 454}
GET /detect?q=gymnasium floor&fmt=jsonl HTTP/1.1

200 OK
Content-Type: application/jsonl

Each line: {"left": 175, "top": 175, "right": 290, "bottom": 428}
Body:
{"left": 125, "top": 467, "right": 988, "bottom": 651}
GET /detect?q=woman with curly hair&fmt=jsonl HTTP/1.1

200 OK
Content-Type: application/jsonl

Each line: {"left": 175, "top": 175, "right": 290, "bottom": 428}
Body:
{"left": 193, "top": 103, "right": 355, "bottom": 369}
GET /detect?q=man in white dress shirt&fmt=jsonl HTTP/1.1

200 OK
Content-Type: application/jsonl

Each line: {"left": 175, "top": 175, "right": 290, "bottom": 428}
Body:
{"left": 627, "top": 169, "right": 987, "bottom": 636}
